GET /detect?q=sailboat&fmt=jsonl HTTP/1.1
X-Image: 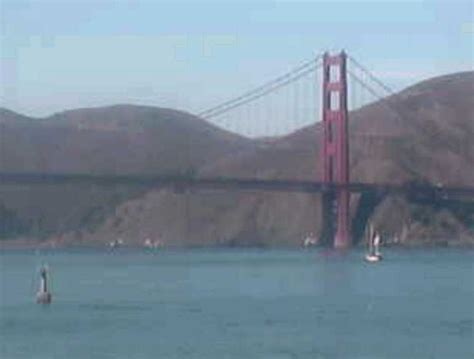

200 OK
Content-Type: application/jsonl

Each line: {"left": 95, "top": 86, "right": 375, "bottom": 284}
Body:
{"left": 36, "top": 265, "right": 52, "bottom": 304}
{"left": 365, "top": 224, "right": 382, "bottom": 263}
{"left": 373, "top": 232, "right": 383, "bottom": 260}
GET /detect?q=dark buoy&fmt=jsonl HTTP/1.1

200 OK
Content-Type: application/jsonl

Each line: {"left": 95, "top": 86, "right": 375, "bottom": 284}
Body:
{"left": 36, "top": 265, "right": 52, "bottom": 304}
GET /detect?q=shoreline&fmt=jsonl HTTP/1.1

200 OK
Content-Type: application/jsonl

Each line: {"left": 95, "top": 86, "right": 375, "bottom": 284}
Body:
{"left": 1, "top": 238, "right": 473, "bottom": 251}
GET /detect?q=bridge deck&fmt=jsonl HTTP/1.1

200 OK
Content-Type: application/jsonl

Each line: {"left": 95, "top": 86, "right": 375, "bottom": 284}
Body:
{"left": 0, "top": 172, "right": 473, "bottom": 199}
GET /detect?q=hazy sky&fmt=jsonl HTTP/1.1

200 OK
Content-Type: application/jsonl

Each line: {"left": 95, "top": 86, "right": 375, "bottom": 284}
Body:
{"left": 1, "top": 0, "right": 473, "bottom": 117}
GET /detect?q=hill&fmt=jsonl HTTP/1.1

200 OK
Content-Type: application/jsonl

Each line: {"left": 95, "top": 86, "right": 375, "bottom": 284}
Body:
{"left": 1, "top": 72, "right": 473, "bottom": 247}
{"left": 0, "top": 105, "right": 254, "bottom": 241}
{"left": 72, "top": 72, "right": 474, "bottom": 247}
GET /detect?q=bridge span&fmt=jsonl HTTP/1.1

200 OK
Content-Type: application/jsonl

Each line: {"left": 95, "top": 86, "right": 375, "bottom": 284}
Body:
{"left": 1, "top": 172, "right": 473, "bottom": 201}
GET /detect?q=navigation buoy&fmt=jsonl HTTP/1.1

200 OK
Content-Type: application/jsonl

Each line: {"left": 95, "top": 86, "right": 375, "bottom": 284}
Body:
{"left": 36, "top": 265, "right": 52, "bottom": 304}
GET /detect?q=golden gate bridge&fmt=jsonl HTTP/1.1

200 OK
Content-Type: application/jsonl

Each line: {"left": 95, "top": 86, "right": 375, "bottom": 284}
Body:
{"left": 1, "top": 50, "right": 473, "bottom": 247}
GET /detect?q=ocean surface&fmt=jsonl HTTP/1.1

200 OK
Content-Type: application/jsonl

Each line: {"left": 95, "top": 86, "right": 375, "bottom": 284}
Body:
{"left": 0, "top": 248, "right": 473, "bottom": 359}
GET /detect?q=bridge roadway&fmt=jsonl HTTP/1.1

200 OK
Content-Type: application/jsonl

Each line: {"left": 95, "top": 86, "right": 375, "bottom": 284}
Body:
{"left": 1, "top": 172, "right": 474, "bottom": 200}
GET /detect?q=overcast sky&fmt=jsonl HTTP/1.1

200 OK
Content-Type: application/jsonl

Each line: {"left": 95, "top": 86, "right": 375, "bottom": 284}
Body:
{"left": 1, "top": 0, "right": 473, "bottom": 118}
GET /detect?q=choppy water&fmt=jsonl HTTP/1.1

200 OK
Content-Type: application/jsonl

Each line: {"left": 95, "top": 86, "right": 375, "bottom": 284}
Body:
{"left": 0, "top": 248, "right": 473, "bottom": 358}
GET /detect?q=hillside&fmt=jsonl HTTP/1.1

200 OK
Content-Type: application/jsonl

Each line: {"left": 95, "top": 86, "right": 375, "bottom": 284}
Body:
{"left": 72, "top": 72, "right": 474, "bottom": 248}
{"left": 0, "top": 105, "right": 252, "bottom": 174}
{"left": 0, "top": 105, "right": 254, "bottom": 240}
{"left": 0, "top": 72, "right": 474, "bottom": 246}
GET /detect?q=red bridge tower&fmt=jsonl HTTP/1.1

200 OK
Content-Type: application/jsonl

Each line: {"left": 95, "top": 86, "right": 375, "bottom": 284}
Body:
{"left": 320, "top": 51, "right": 351, "bottom": 248}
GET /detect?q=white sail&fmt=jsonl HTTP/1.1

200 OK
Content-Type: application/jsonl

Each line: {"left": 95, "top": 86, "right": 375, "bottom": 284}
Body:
{"left": 365, "top": 223, "right": 382, "bottom": 263}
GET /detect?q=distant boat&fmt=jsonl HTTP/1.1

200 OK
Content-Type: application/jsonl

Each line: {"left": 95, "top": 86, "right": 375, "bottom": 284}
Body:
{"left": 302, "top": 233, "right": 318, "bottom": 248}
{"left": 109, "top": 238, "right": 124, "bottom": 249}
{"left": 143, "top": 238, "right": 163, "bottom": 249}
{"left": 365, "top": 224, "right": 382, "bottom": 263}
{"left": 36, "top": 265, "right": 52, "bottom": 304}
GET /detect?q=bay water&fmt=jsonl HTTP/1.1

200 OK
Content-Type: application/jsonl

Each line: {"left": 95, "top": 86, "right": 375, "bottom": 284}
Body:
{"left": 1, "top": 248, "right": 473, "bottom": 358}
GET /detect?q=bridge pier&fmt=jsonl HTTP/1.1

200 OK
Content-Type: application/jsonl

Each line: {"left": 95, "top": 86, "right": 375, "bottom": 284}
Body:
{"left": 334, "top": 189, "right": 350, "bottom": 248}
{"left": 321, "top": 191, "right": 336, "bottom": 246}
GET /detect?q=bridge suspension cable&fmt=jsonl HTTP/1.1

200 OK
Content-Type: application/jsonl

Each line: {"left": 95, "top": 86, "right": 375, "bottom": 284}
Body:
{"left": 347, "top": 55, "right": 412, "bottom": 124}
{"left": 348, "top": 55, "right": 396, "bottom": 96}
{"left": 198, "top": 55, "right": 322, "bottom": 119}
{"left": 197, "top": 54, "right": 323, "bottom": 137}
{"left": 348, "top": 70, "right": 391, "bottom": 105}
{"left": 347, "top": 55, "right": 450, "bottom": 182}
{"left": 196, "top": 52, "right": 416, "bottom": 138}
